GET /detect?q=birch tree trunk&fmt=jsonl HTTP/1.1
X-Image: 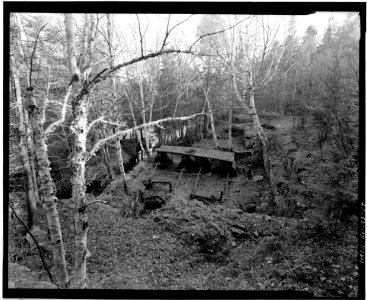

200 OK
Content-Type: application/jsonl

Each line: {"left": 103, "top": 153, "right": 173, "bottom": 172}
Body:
{"left": 10, "top": 14, "right": 39, "bottom": 228}
{"left": 147, "top": 78, "right": 157, "bottom": 158}
{"left": 106, "top": 14, "right": 124, "bottom": 176}
{"left": 100, "top": 131, "right": 115, "bottom": 180}
{"left": 246, "top": 76, "right": 276, "bottom": 197}
{"left": 247, "top": 74, "right": 268, "bottom": 145}
{"left": 104, "top": 146, "right": 115, "bottom": 180}
{"left": 64, "top": 14, "right": 80, "bottom": 81}
{"left": 65, "top": 13, "right": 89, "bottom": 288}
{"left": 203, "top": 87, "right": 219, "bottom": 149}
{"left": 70, "top": 92, "right": 89, "bottom": 288}
{"left": 147, "top": 59, "right": 160, "bottom": 156}
{"left": 111, "top": 76, "right": 125, "bottom": 176}
{"left": 10, "top": 55, "right": 37, "bottom": 230}
{"left": 24, "top": 110, "right": 41, "bottom": 206}
{"left": 228, "top": 99, "right": 233, "bottom": 149}
{"left": 23, "top": 109, "right": 38, "bottom": 212}
{"left": 124, "top": 86, "right": 145, "bottom": 160}
{"left": 113, "top": 127, "right": 126, "bottom": 177}
{"left": 138, "top": 71, "right": 151, "bottom": 160}
{"left": 248, "top": 87, "right": 268, "bottom": 145}
{"left": 26, "top": 90, "right": 70, "bottom": 288}
{"left": 96, "top": 95, "right": 115, "bottom": 180}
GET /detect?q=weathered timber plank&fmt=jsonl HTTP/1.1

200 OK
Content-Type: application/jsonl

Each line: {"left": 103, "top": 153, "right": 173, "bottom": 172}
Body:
{"left": 155, "top": 145, "right": 234, "bottom": 162}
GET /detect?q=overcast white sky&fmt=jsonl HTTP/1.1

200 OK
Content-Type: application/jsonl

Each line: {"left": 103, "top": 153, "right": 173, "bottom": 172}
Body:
{"left": 27, "top": 11, "right": 356, "bottom": 65}
{"left": 295, "top": 12, "right": 351, "bottom": 38}
{"left": 112, "top": 12, "right": 353, "bottom": 51}
{"left": 40, "top": 12, "right": 354, "bottom": 43}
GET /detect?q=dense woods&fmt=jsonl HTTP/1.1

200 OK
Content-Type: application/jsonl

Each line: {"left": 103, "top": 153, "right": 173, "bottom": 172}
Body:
{"left": 7, "top": 11, "right": 361, "bottom": 296}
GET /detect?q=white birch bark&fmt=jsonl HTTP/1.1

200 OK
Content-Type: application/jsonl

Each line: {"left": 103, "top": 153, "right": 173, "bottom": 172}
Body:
{"left": 64, "top": 14, "right": 80, "bottom": 80}
{"left": 247, "top": 74, "right": 268, "bottom": 145}
{"left": 27, "top": 93, "right": 70, "bottom": 288}
{"left": 70, "top": 94, "right": 89, "bottom": 288}
{"left": 64, "top": 13, "right": 88, "bottom": 288}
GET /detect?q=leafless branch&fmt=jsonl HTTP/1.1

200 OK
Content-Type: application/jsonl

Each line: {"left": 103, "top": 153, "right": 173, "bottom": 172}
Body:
{"left": 189, "top": 17, "right": 250, "bottom": 52}
{"left": 159, "top": 14, "right": 171, "bottom": 52}
{"left": 41, "top": 68, "right": 58, "bottom": 125}
{"left": 87, "top": 115, "right": 126, "bottom": 133}
{"left": 101, "top": 119, "right": 126, "bottom": 127}
{"left": 136, "top": 14, "right": 144, "bottom": 56}
{"left": 85, "top": 112, "right": 206, "bottom": 161}
{"left": 29, "top": 23, "right": 47, "bottom": 87}
{"left": 45, "top": 84, "right": 73, "bottom": 135}
{"left": 168, "top": 14, "right": 193, "bottom": 36}
{"left": 173, "top": 75, "right": 196, "bottom": 117}
{"left": 87, "top": 115, "right": 104, "bottom": 132}
{"left": 88, "top": 17, "right": 248, "bottom": 89}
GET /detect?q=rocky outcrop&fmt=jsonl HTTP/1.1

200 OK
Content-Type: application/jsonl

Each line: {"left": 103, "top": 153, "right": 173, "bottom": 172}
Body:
{"left": 151, "top": 198, "right": 291, "bottom": 262}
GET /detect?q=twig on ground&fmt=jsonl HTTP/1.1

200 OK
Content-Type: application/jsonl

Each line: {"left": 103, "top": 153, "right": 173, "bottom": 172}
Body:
{"left": 276, "top": 245, "right": 291, "bottom": 272}
{"left": 281, "top": 262, "right": 307, "bottom": 276}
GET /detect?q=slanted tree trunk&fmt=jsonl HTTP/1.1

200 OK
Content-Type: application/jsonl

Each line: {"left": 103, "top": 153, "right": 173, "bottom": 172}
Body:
{"left": 26, "top": 89, "right": 69, "bottom": 288}
{"left": 20, "top": 136, "right": 37, "bottom": 229}
{"left": 203, "top": 87, "right": 219, "bottom": 149}
{"left": 231, "top": 72, "right": 250, "bottom": 112}
{"left": 23, "top": 111, "right": 39, "bottom": 213}
{"left": 24, "top": 111, "right": 41, "bottom": 206}
{"left": 245, "top": 76, "right": 276, "bottom": 197}
{"left": 10, "top": 55, "right": 37, "bottom": 230}
{"left": 10, "top": 15, "right": 39, "bottom": 228}
{"left": 247, "top": 75, "right": 268, "bottom": 145}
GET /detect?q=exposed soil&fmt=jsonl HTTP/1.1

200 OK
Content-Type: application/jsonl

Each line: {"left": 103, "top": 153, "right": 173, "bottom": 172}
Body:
{"left": 7, "top": 116, "right": 359, "bottom": 296}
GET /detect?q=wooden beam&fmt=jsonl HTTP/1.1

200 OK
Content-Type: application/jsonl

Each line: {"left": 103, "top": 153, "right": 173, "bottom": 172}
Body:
{"left": 155, "top": 145, "right": 234, "bottom": 163}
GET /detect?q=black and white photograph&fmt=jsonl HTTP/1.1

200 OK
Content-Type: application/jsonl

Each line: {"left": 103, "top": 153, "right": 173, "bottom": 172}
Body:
{"left": 3, "top": 2, "right": 364, "bottom": 298}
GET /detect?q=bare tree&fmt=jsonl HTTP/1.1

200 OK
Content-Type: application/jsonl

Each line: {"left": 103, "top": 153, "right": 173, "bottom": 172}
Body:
{"left": 10, "top": 54, "right": 38, "bottom": 230}
{"left": 62, "top": 13, "right": 246, "bottom": 287}
{"left": 202, "top": 81, "right": 219, "bottom": 149}
{"left": 137, "top": 63, "right": 152, "bottom": 160}
{"left": 10, "top": 14, "right": 39, "bottom": 219}
{"left": 106, "top": 14, "right": 124, "bottom": 178}
{"left": 11, "top": 13, "right": 70, "bottom": 288}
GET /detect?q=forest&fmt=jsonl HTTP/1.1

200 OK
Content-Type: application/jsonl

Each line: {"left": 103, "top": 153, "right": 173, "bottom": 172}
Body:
{"left": 6, "top": 10, "right": 361, "bottom": 297}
